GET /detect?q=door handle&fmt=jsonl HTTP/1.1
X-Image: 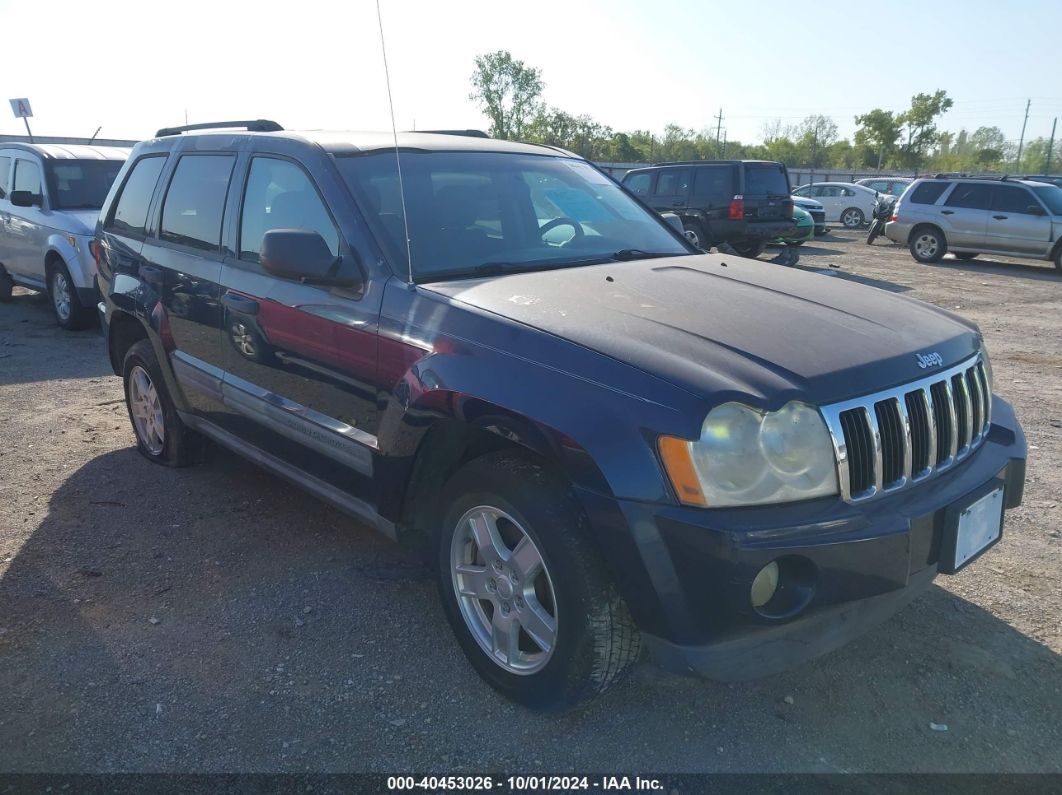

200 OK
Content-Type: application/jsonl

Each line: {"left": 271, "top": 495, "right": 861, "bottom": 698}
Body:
{"left": 940, "top": 210, "right": 954, "bottom": 215}
{"left": 139, "top": 265, "right": 163, "bottom": 286}
{"left": 222, "top": 292, "right": 260, "bottom": 316}
{"left": 992, "top": 215, "right": 1008, "bottom": 220}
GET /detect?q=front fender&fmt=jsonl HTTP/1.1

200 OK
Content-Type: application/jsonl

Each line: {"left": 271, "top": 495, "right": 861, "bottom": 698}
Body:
{"left": 46, "top": 235, "right": 91, "bottom": 289}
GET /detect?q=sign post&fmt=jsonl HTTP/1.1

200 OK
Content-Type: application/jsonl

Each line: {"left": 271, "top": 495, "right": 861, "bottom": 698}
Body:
{"left": 9, "top": 98, "right": 34, "bottom": 143}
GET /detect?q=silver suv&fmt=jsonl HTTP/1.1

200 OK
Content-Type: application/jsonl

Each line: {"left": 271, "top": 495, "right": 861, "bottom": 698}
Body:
{"left": 0, "top": 143, "right": 129, "bottom": 328}
{"left": 885, "top": 176, "right": 1062, "bottom": 272}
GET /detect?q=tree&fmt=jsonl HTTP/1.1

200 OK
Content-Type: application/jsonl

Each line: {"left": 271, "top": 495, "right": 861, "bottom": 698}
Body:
{"left": 469, "top": 51, "right": 544, "bottom": 140}
{"left": 854, "top": 109, "right": 902, "bottom": 168}
{"left": 898, "top": 90, "right": 954, "bottom": 168}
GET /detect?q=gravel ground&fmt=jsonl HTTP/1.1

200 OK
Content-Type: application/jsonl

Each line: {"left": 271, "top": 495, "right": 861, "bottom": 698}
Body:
{"left": 0, "top": 229, "right": 1059, "bottom": 774}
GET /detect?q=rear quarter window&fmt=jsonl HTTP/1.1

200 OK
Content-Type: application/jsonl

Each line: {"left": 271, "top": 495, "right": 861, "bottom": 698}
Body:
{"left": 908, "top": 182, "right": 949, "bottom": 205}
{"left": 744, "top": 163, "right": 788, "bottom": 196}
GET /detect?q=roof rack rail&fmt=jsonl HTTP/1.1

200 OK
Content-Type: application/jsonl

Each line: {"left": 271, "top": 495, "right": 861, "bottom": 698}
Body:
{"left": 932, "top": 172, "right": 1012, "bottom": 181}
{"left": 414, "top": 129, "right": 490, "bottom": 138}
{"left": 155, "top": 119, "right": 283, "bottom": 137}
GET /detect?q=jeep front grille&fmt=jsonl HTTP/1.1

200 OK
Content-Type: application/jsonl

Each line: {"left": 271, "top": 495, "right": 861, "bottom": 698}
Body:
{"left": 820, "top": 355, "right": 991, "bottom": 502}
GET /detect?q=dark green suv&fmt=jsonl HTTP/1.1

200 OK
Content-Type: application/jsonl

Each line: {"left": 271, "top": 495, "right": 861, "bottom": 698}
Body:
{"left": 622, "top": 160, "right": 795, "bottom": 258}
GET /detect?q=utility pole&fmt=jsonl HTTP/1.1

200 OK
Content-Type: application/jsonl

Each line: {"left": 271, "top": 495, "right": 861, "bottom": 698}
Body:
{"left": 722, "top": 129, "right": 727, "bottom": 158}
{"left": 1015, "top": 98, "right": 1031, "bottom": 171}
{"left": 715, "top": 108, "right": 724, "bottom": 151}
{"left": 1046, "top": 117, "right": 1057, "bottom": 174}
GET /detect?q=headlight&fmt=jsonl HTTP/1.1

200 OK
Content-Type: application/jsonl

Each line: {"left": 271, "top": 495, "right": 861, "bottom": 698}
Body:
{"left": 659, "top": 401, "right": 839, "bottom": 507}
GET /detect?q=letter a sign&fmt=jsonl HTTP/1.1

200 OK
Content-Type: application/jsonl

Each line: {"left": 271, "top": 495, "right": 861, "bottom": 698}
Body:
{"left": 9, "top": 98, "right": 33, "bottom": 118}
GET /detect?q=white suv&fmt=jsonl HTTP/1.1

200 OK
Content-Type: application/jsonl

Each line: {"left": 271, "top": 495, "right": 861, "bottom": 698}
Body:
{"left": 0, "top": 143, "right": 128, "bottom": 328}
{"left": 885, "top": 177, "right": 1062, "bottom": 272}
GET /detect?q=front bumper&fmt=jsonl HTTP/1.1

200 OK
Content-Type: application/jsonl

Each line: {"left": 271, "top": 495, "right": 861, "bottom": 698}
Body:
{"left": 578, "top": 397, "right": 1026, "bottom": 680}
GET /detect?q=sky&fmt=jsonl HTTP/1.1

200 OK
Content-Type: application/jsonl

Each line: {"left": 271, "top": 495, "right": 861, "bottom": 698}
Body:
{"left": 1, "top": 0, "right": 1060, "bottom": 149}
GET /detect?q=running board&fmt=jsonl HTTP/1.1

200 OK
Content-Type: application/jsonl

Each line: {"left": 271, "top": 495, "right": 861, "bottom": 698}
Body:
{"left": 181, "top": 413, "right": 397, "bottom": 541}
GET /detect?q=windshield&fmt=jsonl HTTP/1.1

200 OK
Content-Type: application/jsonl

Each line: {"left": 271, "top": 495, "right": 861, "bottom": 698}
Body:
{"left": 335, "top": 151, "right": 690, "bottom": 281}
{"left": 45, "top": 159, "right": 125, "bottom": 210}
{"left": 1031, "top": 185, "right": 1062, "bottom": 215}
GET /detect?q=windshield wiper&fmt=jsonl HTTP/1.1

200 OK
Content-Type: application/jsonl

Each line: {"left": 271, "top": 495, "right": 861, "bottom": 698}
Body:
{"left": 609, "top": 249, "right": 684, "bottom": 261}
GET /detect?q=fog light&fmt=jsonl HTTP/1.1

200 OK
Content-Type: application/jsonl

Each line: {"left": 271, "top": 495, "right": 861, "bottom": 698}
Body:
{"left": 750, "top": 561, "right": 780, "bottom": 608}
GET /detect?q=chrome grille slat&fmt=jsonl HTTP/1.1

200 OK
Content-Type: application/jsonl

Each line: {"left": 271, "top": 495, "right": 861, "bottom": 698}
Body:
{"left": 821, "top": 355, "right": 991, "bottom": 504}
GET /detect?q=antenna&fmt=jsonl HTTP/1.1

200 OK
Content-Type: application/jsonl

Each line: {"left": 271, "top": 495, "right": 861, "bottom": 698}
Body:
{"left": 375, "top": 0, "right": 414, "bottom": 283}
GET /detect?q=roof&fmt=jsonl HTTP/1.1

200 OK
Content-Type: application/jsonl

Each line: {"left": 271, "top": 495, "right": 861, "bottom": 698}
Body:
{"left": 0, "top": 142, "right": 130, "bottom": 160}
{"left": 149, "top": 128, "right": 575, "bottom": 158}
{"left": 629, "top": 160, "right": 782, "bottom": 170}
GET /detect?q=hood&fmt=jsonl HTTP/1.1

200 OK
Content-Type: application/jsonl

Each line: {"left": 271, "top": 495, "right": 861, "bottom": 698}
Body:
{"left": 63, "top": 210, "right": 100, "bottom": 236}
{"left": 423, "top": 254, "right": 980, "bottom": 407}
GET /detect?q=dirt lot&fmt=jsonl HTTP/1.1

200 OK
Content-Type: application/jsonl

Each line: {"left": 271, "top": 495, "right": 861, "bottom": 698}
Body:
{"left": 0, "top": 230, "right": 1059, "bottom": 774}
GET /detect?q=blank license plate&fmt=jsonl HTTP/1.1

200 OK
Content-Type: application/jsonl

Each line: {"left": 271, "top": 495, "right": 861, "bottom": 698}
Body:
{"left": 953, "top": 488, "right": 1004, "bottom": 570}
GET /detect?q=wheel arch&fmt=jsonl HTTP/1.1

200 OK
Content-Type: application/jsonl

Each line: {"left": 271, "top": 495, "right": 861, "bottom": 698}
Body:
{"left": 107, "top": 309, "right": 150, "bottom": 375}
{"left": 908, "top": 222, "right": 947, "bottom": 245}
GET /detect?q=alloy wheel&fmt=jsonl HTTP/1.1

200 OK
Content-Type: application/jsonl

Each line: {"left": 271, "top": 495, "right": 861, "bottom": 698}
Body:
{"left": 450, "top": 506, "right": 558, "bottom": 675}
{"left": 231, "top": 322, "right": 257, "bottom": 357}
{"left": 842, "top": 209, "right": 863, "bottom": 228}
{"left": 129, "top": 365, "right": 165, "bottom": 455}
{"left": 684, "top": 228, "right": 701, "bottom": 247}
{"left": 52, "top": 271, "right": 72, "bottom": 322}
{"left": 914, "top": 234, "right": 939, "bottom": 260}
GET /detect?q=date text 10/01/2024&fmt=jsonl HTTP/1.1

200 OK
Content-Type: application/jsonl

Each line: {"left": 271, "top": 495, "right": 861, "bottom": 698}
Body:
{"left": 386, "top": 776, "right": 665, "bottom": 791}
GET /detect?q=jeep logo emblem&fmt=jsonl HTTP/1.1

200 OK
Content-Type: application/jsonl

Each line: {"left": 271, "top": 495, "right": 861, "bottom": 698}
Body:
{"left": 916, "top": 352, "right": 944, "bottom": 369}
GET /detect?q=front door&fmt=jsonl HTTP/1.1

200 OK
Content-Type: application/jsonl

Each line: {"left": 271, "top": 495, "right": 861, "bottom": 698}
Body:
{"left": 985, "top": 185, "right": 1054, "bottom": 256}
{"left": 218, "top": 155, "right": 381, "bottom": 498}
{"left": 6, "top": 157, "right": 47, "bottom": 280}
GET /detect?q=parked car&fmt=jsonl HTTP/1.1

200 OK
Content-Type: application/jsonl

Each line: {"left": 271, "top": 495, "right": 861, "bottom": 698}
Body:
{"left": 0, "top": 143, "right": 129, "bottom": 327}
{"left": 791, "top": 182, "right": 879, "bottom": 228}
{"left": 791, "top": 195, "right": 827, "bottom": 235}
{"left": 856, "top": 176, "right": 913, "bottom": 197}
{"left": 97, "top": 121, "right": 1026, "bottom": 709}
{"left": 884, "top": 176, "right": 1062, "bottom": 271}
{"left": 772, "top": 205, "right": 814, "bottom": 245}
{"left": 622, "top": 160, "right": 794, "bottom": 258}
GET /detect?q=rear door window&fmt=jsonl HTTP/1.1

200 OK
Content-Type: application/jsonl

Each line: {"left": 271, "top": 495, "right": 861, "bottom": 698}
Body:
{"left": 945, "top": 183, "right": 993, "bottom": 210}
{"left": 653, "top": 169, "right": 690, "bottom": 196}
{"left": 991, "top": 185, "right": 1039, "bottom": 215}
{"left": 744, "top": 163, "right": 788, "bottom": 195}
{"left": 160, "top": 154, "right": 236, "bottom": 251}
{"left": 908, "top": 182, "right": 948, "bottom": 204}
{"left": 109, "top": 155, "right": 167, "bottom": 236}
{"left": 623, "top": 172, "right": 651, "bottom": 196}
{"left": 691, "top": 165, "right": 735, "bottom": 201}
{"left": 0, "top": 156, "right": 10, "bottom": 198}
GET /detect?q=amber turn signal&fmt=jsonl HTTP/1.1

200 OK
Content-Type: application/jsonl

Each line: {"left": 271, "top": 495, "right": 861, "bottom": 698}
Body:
{"left": 658, "top": 436, "right": 707, "bottom": 507}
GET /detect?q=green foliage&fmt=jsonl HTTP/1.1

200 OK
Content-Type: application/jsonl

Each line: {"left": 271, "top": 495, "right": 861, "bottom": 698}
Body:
{"left": 469, "top": 51, "right": 544, "bottom": 140}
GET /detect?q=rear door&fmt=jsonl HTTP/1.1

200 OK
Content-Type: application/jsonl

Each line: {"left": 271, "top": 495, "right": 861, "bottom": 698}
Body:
{"left": 216, "top": 153, "right": 381, "bottom": 499}
{"left": 141, "top": 152, "right": 235, "bottom": 415}
{"left": 985, "top": 184, "right": 1053, "bottom": 255}
{"left": 650, "top": 167, "right": 690, "bottom": 212}
{"left": 939, "top": 183, "right": 992, "bottom": 247}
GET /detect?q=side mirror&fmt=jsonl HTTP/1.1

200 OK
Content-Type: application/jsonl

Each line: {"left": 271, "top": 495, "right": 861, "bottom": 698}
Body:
{"left": 660, "top": 212, "right": 685, "bottom": 236}
{"left": 10, "top": 190, "right": 41, "bottom": 208}
{"left": 260, "top": 229, "right": 359, "bottom": 289}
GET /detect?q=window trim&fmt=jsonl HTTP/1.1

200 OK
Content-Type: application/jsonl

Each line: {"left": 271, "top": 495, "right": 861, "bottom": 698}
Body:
{"left": 943, "top": 182, "right": 994, "bottom": 211}
{"left": 104, "top": 153, "right": 169, "bottom": 240}
{"left": 0, "top": 154, "right": 12, "bottom": 199}
{"left": 157, "top": 152, "right": 237, "bottom": 256}
{"left": 235, "top": 153, "right": 343, "bottom": 268}
{"left": 990, "top": 184, "right": 1042, "bottom": 215}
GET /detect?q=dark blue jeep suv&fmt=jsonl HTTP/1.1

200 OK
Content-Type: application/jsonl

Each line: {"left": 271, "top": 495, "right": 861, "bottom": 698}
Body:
{"left": 95, "top": 121, "right": 1027, "bottom": 708}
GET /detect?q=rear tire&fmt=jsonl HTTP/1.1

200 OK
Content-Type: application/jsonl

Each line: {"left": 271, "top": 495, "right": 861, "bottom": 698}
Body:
{"left": 435, "top": 451, "right": 640, "bottom": 709}
{"left": 952, "top": 252, "right": 978, "bottom": 260}
{"left": 1055, "top": 247, "right": 1062, "bottom": 273}
{"left": 682, "top": 221, "right": 707, "bottom": 250}
{"left": 0, "top": 269, "right": 12, "bottom": 303}
{"left": 48, "top": 262, "right": 94, "bottom": 330}
{"left": 841, "top": 207, "right": 865, "bottom": 229}
{"left": 122, "top": 339, "right": 203, "bottom": 466}
{"left": 909, "top": 226, "right": 947, "bottom": 263}
{"left": 732, "top": 240, "right": 766, "bottom": 259}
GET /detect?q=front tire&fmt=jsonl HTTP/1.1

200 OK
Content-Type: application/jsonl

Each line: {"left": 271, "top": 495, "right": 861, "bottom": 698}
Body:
{"left": 436, "top": 452, "right": 640, "bottom": 709}
{"left": 48, "top": 262, "right": 94, "bottom": 330}
{"left": 122, "top": 339, "right": 202, "bottom": 466}
{"left": 909, "top": 226, "right": 947, "bottom": 263}
{"left": 0, "top": 269, "right": 13, "bottom": 302}
{"left": 1055, "top": 246, "right": 1062, "bottom": 273}
{"left": 841, "top": 207, "right": 865, "bottom": 229}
